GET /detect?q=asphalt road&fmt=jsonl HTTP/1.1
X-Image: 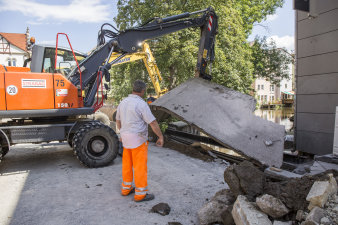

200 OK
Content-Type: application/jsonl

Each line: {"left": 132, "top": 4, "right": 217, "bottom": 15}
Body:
{"left": 0, "top": 142, "right": 228, "bottom": 225}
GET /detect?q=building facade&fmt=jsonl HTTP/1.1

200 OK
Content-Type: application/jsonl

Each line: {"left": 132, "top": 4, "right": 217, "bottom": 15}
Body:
{"left": 0, "top": 28, "right": 31, "bottom": 67}
{"left": 254, "top": 77, "right": 293, "bottom": 105}
{"left": 295, "top": 0, "right": 338, "bottom": 155}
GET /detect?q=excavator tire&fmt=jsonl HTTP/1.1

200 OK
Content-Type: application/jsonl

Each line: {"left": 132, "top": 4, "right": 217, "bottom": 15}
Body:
{"left": 0, "top": 132, "right": 9, "bottom": 161}
{"left": 0, "top": 145, "right": 9, "bottom": 161}
{"left": 72, "top": 121, "right": 118, "bottom": 168}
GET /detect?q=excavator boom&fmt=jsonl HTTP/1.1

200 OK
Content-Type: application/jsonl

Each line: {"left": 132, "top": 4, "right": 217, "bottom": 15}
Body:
{"left": 108, "top": 42, "right": 167, "bottom": 97}
{"left": 68, "top": 7, "right": 218, "bottom": 107}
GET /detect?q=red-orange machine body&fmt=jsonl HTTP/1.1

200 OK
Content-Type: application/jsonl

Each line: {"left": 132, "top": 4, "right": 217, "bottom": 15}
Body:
{"left": 0, "top": 65, "right": 82, "bottom": 111}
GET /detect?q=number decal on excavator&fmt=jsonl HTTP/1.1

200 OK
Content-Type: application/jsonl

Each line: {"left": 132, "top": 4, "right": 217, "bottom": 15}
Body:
{"left": 6, "top": 85, "right": 18, "bottom": 95}
{"left": 56, "top": 79, "right": 65, "bottom": 87}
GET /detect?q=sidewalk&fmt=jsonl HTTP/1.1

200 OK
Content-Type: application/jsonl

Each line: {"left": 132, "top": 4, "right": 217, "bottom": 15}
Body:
{"left": 0, "top": 142, "right": 227, "bottom": 225}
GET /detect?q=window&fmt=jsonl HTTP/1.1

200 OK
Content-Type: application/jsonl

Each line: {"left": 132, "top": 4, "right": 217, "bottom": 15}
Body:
{"left": 270, "top": 85, "right": 274, "bottom": 92}
{"left": 261, "top": 85, "right": 264, "bottom": 90}
{"left": 285, "top": 84, "right": 287, "bottom": 89}
{"left": 257, "top": 85, "right": 260, "bottom": 90}
{"left": 7, "top": 58, "right": 17, "bottom": 66}
{"left": 264, "top": 95, "right": 267, "bottom": 101}
{"left": 42, "top": 47, "right": 85, "bottom": 75}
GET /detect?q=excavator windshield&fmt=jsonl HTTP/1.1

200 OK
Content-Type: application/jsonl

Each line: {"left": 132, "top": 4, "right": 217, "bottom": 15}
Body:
{"left": 41, "top": 47, "right": 86, "bottom": 76}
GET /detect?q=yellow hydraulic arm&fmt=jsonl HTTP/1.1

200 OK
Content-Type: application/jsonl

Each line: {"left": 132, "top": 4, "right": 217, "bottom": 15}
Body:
{"left": 108, "top": 42, "right": 167, "bottom": 96}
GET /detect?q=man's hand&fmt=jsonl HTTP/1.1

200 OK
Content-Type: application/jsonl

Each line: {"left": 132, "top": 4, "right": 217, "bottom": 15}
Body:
{"left": 156, "top": 136, "right": 164, "bottom": 147}
{"left": 150, "top": 120, "right": 164, "bottom": 147}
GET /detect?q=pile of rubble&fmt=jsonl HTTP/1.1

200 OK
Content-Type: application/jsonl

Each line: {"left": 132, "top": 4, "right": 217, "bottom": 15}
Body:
{"left": 198, "top": 161, "right": 338, "bottom": 225}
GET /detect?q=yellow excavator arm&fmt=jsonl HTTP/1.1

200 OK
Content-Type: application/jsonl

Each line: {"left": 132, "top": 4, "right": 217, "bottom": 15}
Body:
{"left": 108, "top": 42, "right": 167, "bottom": 97}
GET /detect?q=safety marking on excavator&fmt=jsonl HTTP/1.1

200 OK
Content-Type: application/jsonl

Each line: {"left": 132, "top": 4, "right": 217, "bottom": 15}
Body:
{"left": 21, "top": 79, "right": 46, "bottom": 88}
{"left": 208, "top": 16, "right": 213, "bottom": 31}
{"left": 6, "top": 85, "right": 18, "bottom": 95}
{"left": 56, "top": 89, "right": 68, "bottom": 97}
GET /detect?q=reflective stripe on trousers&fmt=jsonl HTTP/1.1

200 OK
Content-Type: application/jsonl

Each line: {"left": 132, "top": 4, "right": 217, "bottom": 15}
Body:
{"left": 121, "top": 141, "right": 148, "bottom": 200}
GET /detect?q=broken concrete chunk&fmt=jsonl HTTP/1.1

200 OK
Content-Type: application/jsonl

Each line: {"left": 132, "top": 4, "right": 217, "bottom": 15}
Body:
{"left": 151, "top": 78, "right": 284, "bottom": 167}
{"left": 306, "top": 180, "right": 330, "bottom": 209}
{"left": 328, "top": 173, "right": 337, "bottom": 194}
{"left": 320, "top": 217, "right": 331, "bottom": 224}
{"left": 150, "top": 203, "right": 171, "bottom": 216}
{"left": 256, "top": 194, "right": 289, "bottom": 218}
{"left": 224, "top": 161, "right": 265, "bottom": 200}
{"left": 231, "top": 195, "right": 272, "bottom": 225}
{"left": 300, "top": 220, "right": 318, "bottom": 225}
{"left": 296, "top": 210, "right": 306, "bottom": 221}
{"left": 272, "top": 221, "right": 292, "bottom": 225}
{"left": 306, "top": 207, "right": 325, "bottom": 223}
{"left": 198, "top": 189, "right": 235, "bottom": 225}
{"left": 223, "top": 165, "right": 244, "bottom": 197}
{"left": 211, "top": 189, "right": 236, "bottom": 204}
{"left": 265, "top": 167, "right": 302, "bottom": 181}
{"left": 306, "top": 174, "right": 337, "bottom": 210}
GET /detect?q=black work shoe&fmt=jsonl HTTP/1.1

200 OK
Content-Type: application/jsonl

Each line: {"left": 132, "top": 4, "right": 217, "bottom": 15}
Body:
{"left": 135, "top": 193, "right": 155, "bottom": 202}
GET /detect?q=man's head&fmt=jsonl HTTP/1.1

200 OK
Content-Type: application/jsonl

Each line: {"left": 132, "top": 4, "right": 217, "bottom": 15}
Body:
{"left": 132, "top": 80, "right": 146, "bottom": 97}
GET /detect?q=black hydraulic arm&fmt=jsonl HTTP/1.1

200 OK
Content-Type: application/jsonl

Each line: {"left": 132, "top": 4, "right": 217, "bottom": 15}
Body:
{"left": 68, "top": 7, "right": 218, "bottom": 107}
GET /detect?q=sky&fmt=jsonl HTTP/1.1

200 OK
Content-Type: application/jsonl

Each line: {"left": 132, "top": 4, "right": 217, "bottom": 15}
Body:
{"left": 0, "top": 0, "right": 294, "bottom": 53}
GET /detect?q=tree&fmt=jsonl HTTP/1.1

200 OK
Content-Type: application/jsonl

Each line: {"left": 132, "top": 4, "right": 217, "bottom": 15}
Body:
{"left": 109, "top": 0, "right": 284, "bottom": 103}
{"left": 251, "top": 36, "right": 293, "bottom": 85}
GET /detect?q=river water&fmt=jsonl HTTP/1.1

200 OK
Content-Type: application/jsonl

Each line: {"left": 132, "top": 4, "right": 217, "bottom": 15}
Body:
{"left": 254, "top": 107, "right": 294, "bottom": 132}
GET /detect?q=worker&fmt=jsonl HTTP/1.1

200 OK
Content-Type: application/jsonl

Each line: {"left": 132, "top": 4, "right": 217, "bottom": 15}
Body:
{"left": 116, "top": 80, "right": 164, "bottom": 202}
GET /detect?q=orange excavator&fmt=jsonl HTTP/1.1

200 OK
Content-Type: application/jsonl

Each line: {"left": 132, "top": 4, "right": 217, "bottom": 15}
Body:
{"left": 0, "top": 7, "right": 218, "bottom": 167}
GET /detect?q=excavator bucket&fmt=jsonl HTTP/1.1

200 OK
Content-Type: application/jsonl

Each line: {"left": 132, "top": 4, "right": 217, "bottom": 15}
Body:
{"left": 150, "top": 78, "right": 285, "bottom": 168}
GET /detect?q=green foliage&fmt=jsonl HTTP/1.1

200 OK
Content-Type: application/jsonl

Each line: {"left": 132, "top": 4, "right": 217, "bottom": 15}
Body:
{"left": 251, "top": 36, "right": 293, "bottom": 85}
{"left": 110, "top": 0, "right": 285, "bottom": 103}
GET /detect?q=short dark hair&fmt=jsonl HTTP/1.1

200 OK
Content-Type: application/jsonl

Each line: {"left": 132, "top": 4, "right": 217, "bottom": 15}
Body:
{"left": 133, "top": 80, "right": 146, "bottom": 93}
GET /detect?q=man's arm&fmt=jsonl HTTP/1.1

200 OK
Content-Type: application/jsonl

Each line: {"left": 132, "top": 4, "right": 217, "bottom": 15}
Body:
{"left": 116, "top": 120, "right": 121, "bottom": 130}
{"left": 149, "top": 120, "right": 164, "bottom": 147}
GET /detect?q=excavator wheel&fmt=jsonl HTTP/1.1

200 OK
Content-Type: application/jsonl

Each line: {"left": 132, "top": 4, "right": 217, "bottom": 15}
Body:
{"left": 0, "top": 131, "right": 9, "bottom": 161}
{"left": 0, "top": 145, "right": 9, "bottom": 161}
{"left": 72, "top": 121, "right": 118, "bottom": 167}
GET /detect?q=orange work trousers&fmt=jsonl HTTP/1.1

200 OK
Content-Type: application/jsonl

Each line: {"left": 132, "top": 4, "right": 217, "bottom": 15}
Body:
{"left": 121, "top": 141, "right": 148, "bottom": 201}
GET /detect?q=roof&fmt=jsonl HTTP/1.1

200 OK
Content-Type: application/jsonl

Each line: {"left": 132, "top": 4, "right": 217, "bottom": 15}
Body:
{"left": 282, "top": 91, "right": 294, "bottom": 95}
{"left": 0, "top": 32, "right": 27, "bottom": 51}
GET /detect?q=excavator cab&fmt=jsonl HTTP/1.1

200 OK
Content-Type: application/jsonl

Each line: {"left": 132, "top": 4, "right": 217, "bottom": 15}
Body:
{"left": 30, "top": 45, "right": 86, "bottom": 76}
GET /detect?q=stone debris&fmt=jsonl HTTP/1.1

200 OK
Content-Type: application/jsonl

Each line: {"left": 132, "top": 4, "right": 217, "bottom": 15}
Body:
{"left": 256, "top": 194, "right": 289, "bottom": 218}
{"left": 264, "top": 167, "right": 302, "bottom": 180}
{"left": 320, "top": 216, "right": 330, "bottom": 224}
{"left": 197, "top": 189, "right": 235, "bottom": 225}
{"left": 305, "top": 206, "right": 325, "bottom": 223}
{"left": 197, "top": 160, "right": 337, "bottom": 225}
{"left": 272, "top": 221, "right": 292, "bottom": 225}
{"left": 232, "top": 195, "right": 272, "bottom": 225}
{"left": 306, "top": 173, "right": 337, "bottom": 210}
{"left": 168, "top": 222, "right": 182, "bottom": 225}
{"left": 150, "top": 203, "right": 171, "bottom": 216}
{"left": 296, "top": 210, "right": 307, "bottom": 221}
{"left": 224, "top": 161, "right": 265, "bottom": 200}
{"left": 300, "top": 220, "right": 318, "bottom": 225}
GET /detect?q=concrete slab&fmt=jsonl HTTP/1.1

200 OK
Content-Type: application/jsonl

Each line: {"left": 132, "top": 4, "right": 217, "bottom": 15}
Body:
{"left": 151, "top": 78, "right": 285, "bottom": 167}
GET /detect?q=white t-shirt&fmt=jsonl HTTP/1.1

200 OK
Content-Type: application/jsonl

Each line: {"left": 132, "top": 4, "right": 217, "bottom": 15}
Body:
{"left": 116, "top": 94, "right": 156, "bottom": 149}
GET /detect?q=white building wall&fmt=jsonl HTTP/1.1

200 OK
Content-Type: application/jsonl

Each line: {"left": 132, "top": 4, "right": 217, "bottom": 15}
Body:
{"left": 0, "top": 38, "right": 28, "bottom": 67}
{"left": 254, "top": 77, "right": 279, "bottom": 104}
{"left": 280, "top": 77, "right": 293, "bottom": 94}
